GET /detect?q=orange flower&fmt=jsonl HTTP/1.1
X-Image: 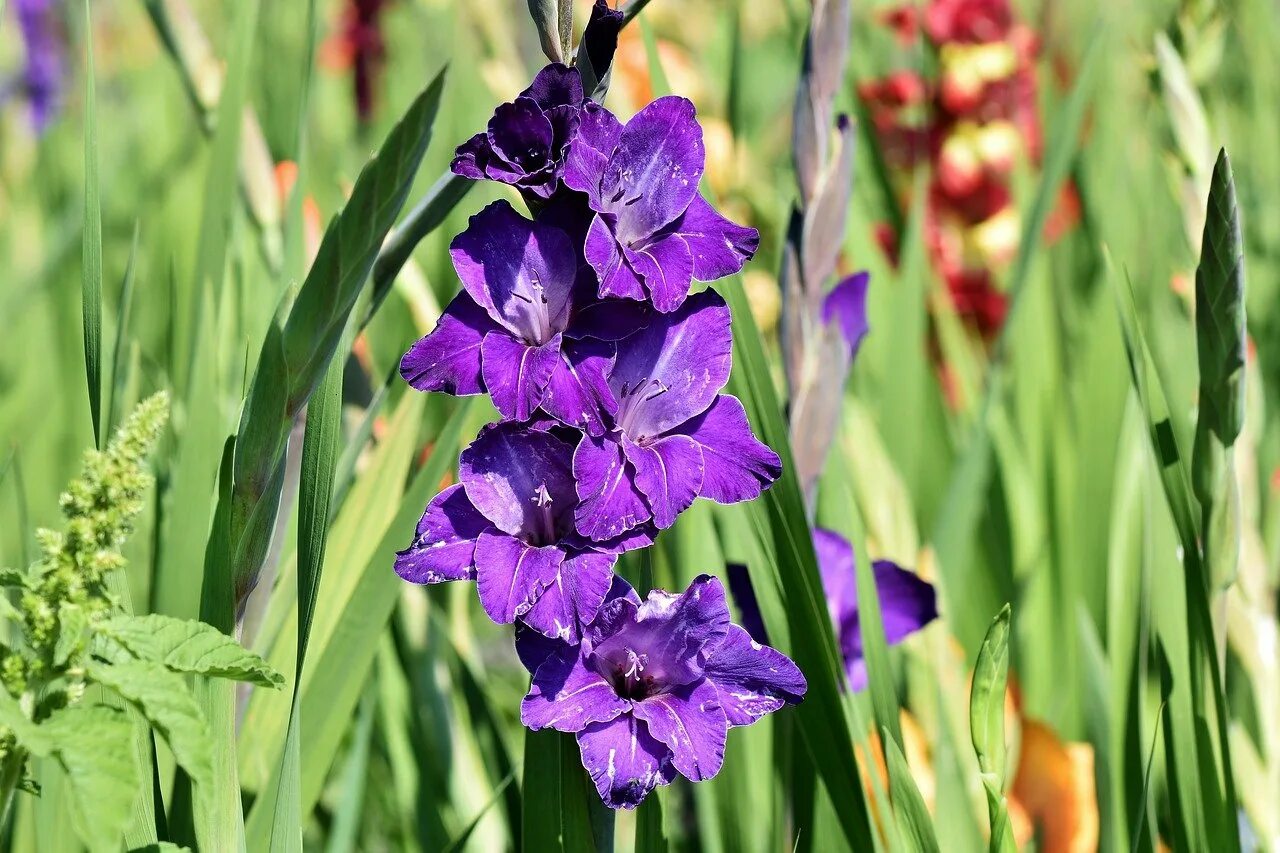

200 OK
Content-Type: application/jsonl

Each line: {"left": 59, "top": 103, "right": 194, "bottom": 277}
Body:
{"left": 1009, "top": 720, "right": 1099, "bottom": 852}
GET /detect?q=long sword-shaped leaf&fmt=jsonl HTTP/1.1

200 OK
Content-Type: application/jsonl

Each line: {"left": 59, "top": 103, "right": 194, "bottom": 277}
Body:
{"left": 81, "top": 1, "right": 103, "bottom": 448}
{"left": 720, "top": 281, "right": 876, "bottom": 849}
{"left": 223, "top": 71, "right": 444, "bottom": 623}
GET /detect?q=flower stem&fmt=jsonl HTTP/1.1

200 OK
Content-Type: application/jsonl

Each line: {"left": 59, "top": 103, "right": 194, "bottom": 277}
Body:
{"left": 0, "top": 748, "right": 28, "bottom": 831}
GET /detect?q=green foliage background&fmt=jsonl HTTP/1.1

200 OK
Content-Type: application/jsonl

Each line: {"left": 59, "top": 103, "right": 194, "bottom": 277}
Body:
{"left": 1, "top": 0, "right": 1278, "bottom": 849}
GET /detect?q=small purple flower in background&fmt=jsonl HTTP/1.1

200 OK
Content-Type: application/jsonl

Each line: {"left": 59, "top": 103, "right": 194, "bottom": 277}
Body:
{"left": 814, "top": 528, "right": 937, "bottom": 691}
{"left": 452, "top": 64, "right": 585, "bottom": 202}
{"left": 13, "top": 0, "right": 66, "bottom": 133}
{"left": 400, "top": 199, "right": 645, "bottom": 433}
{"left": 573, "top": 289, "right": 782, "bottom": 540}
{"left": 789, "top": 269, "right": 872, "bottom": 501}
{"left": 517, "top": 575, "right": 806, "bottom": 808}
{"left": 565, "top": 97, "right": 759, "bottom": 312}
{"left": 395, "top": 422, "right": 652, "bottom": 642}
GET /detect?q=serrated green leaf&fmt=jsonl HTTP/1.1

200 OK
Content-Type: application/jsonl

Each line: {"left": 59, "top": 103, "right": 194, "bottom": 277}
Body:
{"left": 0, "top": 567, "right": 27, "bottom": 587}
{"left": 87, "top": 660, "right": 213, "bottom": 789}
{"left": 40, "top": 704, "right": 140, "bottom": 852}
{"left": 99, "top": 613, "right": 283, "bottom": 687}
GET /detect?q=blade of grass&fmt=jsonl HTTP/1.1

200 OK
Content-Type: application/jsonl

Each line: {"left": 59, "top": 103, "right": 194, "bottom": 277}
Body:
{"left": 106, "top": 224, "right": 140, "bottom": 436}
{"left": 883, "top": 728, "right": 940, "bottom": 853}
{"left": 259, "top": 325, "right": 346, "bottom": 852}
{"left": 81, "top": 0, "right": 103, "bottom": 448}
{"left": 720, "top": 281, "right": 876, "bottom": 849}
{"left": 321, "top": 690, "right": 377, "bottom": 853}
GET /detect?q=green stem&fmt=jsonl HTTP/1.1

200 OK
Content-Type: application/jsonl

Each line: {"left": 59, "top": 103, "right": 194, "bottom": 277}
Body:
{"left": 0, "top": 748, "right": 28, "bottom": 832}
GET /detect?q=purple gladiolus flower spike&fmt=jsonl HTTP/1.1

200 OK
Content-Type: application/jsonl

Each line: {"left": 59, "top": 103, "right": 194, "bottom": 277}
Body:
{"left": 564, "top": 97, "right": 760, "bottom": 312}
{"left": 394, "top": 422, "right": 653, "bottom": 642}
{"left": 822, "top": 270, "right": 871, "bottom": 360}
{"left": 452, "top": 63, "right": 585, "bottom": 200}
{"left": 814, "top": 528, "right": 938, "bottom": 691}
{"left": 573, "top": 289, "right": 782, "bottom": 540}
{"left": 399, "top": 199, "right": 646, "bottom": 434}
{"left": 518, "top": 575, "right": 806, "bottom": 809}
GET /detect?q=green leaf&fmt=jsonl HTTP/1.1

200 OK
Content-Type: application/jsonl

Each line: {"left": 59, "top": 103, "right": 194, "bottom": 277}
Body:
{"left": 81, "top": 0, "right": 103, "bottom": 448}
{"left": 99, "top": 613, "right": 284, "bottom": 687}
{"left": 86, "top": 661, "right": 213, "bottom": 790}
{"left": 883, "top": 728, "right": 941, "bottom": 853}
{"left": 635, "top": 789, "right": 667, "bottom": 853}
{"left": 719, "top": 281, "right": 876, "bottom": 849}
{"left": 264, "top": 323, "right": 346, "bottom": 853}
{"left": 40, "top": 704, "right": 140, "bottom": 852}
{"left": 106, "top": 223, "right": 140, "bottom": 436}
{"left": 226, "top": 68, "right": 446, "bottom": 610}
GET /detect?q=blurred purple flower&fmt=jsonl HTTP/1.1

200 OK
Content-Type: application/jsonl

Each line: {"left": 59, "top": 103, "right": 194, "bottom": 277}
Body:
{"left": 395, "top": 422, "right": 653, "bottom": 642}
{"left": 814, "top": 528, "right": 937, "bottom": 691}
{"left": 564, "top": 97, "right": 759, "bottom": 312}
{"left": 13, "top": 0, "right": 65, "bottom": 133}
{"left": 452, "top": 64, "right": 585, "bottom": 201}
{"left": 399, "top": 199, "right": 647, "bottom": 433}
{"left": 572, "top": 289, "right": 781, "bottom": 540}
{"left": 517, "top": 575, "right": 806, "bottom": 808}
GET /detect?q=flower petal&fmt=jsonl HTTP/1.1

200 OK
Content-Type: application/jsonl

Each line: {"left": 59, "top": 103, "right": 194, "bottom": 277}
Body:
{"left": 481, "top": 332, "right": 562, "bottom": 422}
{"left": 521, "top": 645, "right": 629, "bottom": 733}
{"left": 485, "top": 97, "right": 554, "bottom": 180}
{"left": 576, "top": 714, "right": 675, "bottom": 809}
{"left": 632, "top": 679, "right": 727, "bottom": 781}
{"left": 541, "top": 338, "right": 616, "bottom": 436}
{"left": 473, "top": 530, "right": 564, "bottom": 624}
{"left": 399, "top": 292, "right": 498, "bottom": 395}
{"left": 459, "top": 422, "right": 576, "bottom": 537}
{"left": 573, "top": 432, "right": 652, "bottom": 541}
{"left": 451, "top": 132, "right": 489, "bottom": 180}
{"left": 393, "top": 484, "right": 486, "bottom": 584}
{"left": 521, "top": 550, "right": 618, "bottom": 643}
{"left": 677, "top": 395, "right": 781, "bottom": 504}
{"left": 586, "top": 215, "right": 647, "bottom": 301}
{"left": 602, "top": 97, "right": 704, "bottom": 243}
{"left": 813, "top": 527, "right": 857, "bottom": 628}
{"left": 450, "top": 200, "right": 579, "bottom": 340}
{"left": 521, "top": 63, "right": 583, "bottom": 111}
{"left": 564, "top": 101, "right": 623, "bottom": 207}
{"left": 630, "top": 233, "right": 694, "bottom": 313}
{"left": 588, "top": 575, "right": 731, "bottom": 689}
{"left": 514, "top": 620, "right": 572, "bottom": 675}
{"left": 609, "top": 289, "right": 732, "bottom": 441}
{"left": 872, "top": 559, "right": 938, "bottom": 646}
{"left": 703, "top": 624, "right": 807, "bottom": 727}
{"left": 668, "top": 194, "right": 760, "bottom": 281}
{"left": 822, "top": 271, "right": 871, "bottom": 359}
{"left": 623, "top": 434, "right": 704, "bottom": 529}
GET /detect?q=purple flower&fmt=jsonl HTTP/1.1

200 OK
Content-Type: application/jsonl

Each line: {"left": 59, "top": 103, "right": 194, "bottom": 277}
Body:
{"left": 564, "top": 97, "right": 760, "bottom": 312}
{"left": 822, "top": 271, "right": 871, "bottom": 360}
{"left": 14, "top": 0, "right": 65, "bottom": 133}
{"left": 572, "top": 289, "right": 782, "bottom": 540}
{"left": 452, "top": 64, "right": 585, "bottom": 201}
{"left": 399, "top": 199, "right": 648, "bottom": 434}
{"left": 394, "top": 422, "right": 653, "bottom": 642}
{"left": 814, "top": 528, "right": 937, "bottom": 691}
{"left": 517, "top": 575, "right": 806, "bottom": 809}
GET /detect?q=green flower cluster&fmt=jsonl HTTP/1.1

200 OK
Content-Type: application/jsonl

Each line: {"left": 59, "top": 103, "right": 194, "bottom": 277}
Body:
{"left": 0, "top": 392, "right": 169, "bottom": 708}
